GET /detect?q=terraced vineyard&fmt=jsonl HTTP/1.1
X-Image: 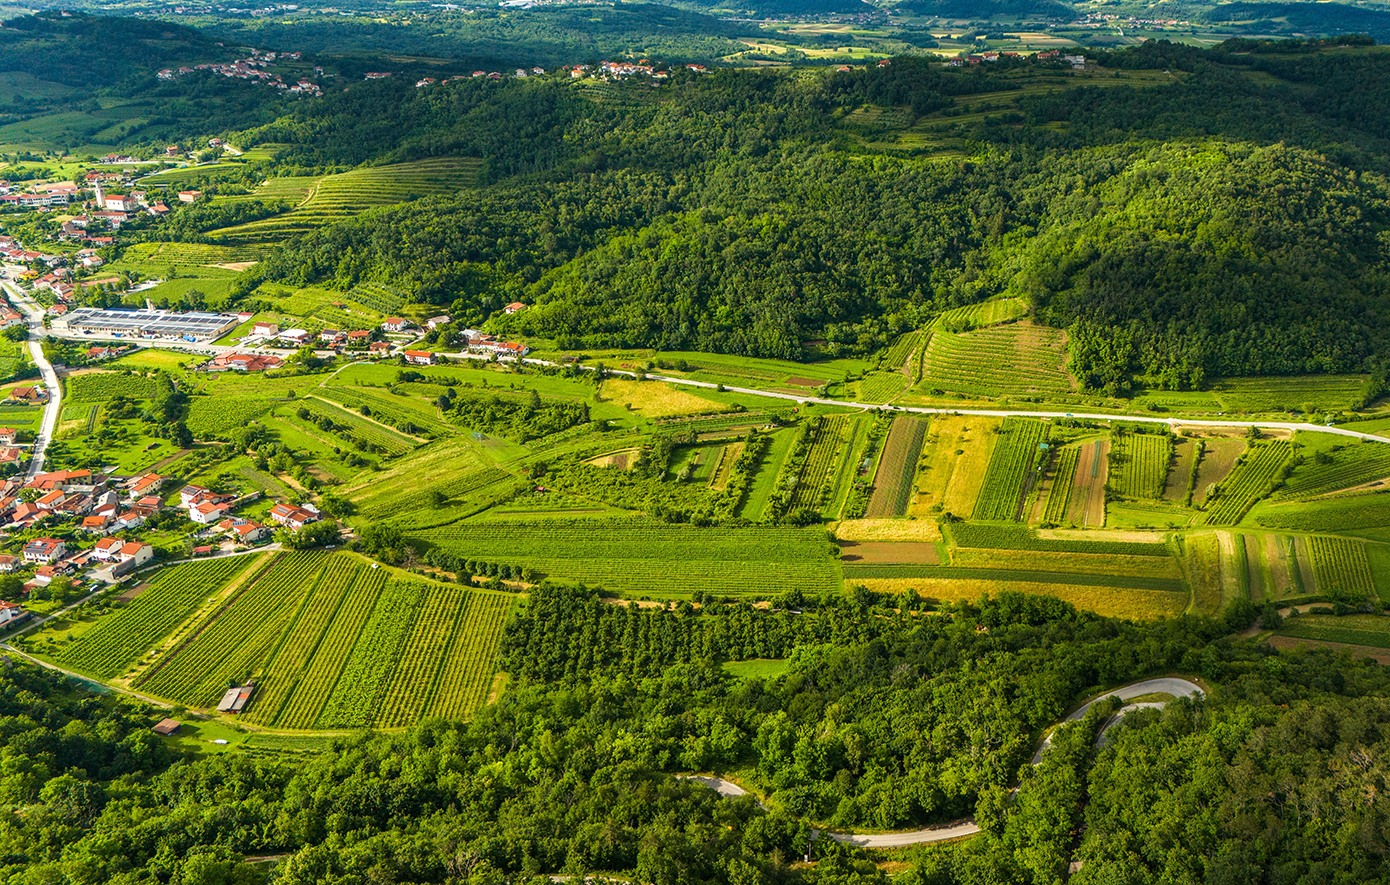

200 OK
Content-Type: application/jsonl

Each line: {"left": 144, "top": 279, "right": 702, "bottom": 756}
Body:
{"left": 1308, "top": 536, "right": 1378, "bottom": 598}
{"left": 121, "top": 241, "right": 264, "bottom": 265}
{"left": 412, "top": 519, "right": 841, "bottom": 597}
{"left": 55, "top": 555, "right": 265, "bottom": 678}
{"left": 881, "top": 332, "right": 923, "bottom": 370}
{"left": 972, "top": 418, "right": 1047, "bottom": 521}
{"left": 934, "top": 297, "right": 1028, "bottom": 330}
{"left": 1043, "top": 445, "right": 1081, "bottom": 524}
{"left": 346, "top": 283, "right": 408, "bottom": 315}
{"left": 918, "top": 321, "right": 1072, "bottom": 397}
{"left": 1112, "top": 433, "right": 1172, "bottom": 500}
{"left": 1273, "top": 443, "right": 1390, "bottom": 500}
{"left": 1203, "top": 439, "right": 1293, "bottom": 525}
{"left": 211, "top": 158, "right": 483, "bottom": 243}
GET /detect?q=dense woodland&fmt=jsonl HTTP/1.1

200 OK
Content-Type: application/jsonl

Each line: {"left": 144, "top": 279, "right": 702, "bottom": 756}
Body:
{"left": 1, "top": 591, "right": 1387, "bottom": 884}
{"left": 227, "top": 47, "right": 1390, "bottom": 386}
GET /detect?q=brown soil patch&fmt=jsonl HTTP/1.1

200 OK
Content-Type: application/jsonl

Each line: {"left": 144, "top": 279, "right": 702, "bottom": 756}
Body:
{"left": 212, "top": 262, "right": 258, "bottom": 271}
{"left": 839, "top": 541, "right": 940, "bottom": 564}
{"left": 1193, "top": 438, "right": 1246, "bottom": 506}
{"left": 1267, "top": 635, "right": 1390, "bottom": 665}
{"left": 118, "top": 582, "right": 150, "bottom": 602}
{"left": 784, "top": 376, "right": 822, "bottom": 388}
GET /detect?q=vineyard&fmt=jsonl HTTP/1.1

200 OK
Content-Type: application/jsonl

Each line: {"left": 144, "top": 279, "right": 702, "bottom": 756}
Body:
{"left": 1273, "top": 443, "right": 1390, "bottom": 500}
{"left": 1043, "top": 445, "right": 1080, "bottom": 524}
{"left": 865, "top": 416, "right": 928, "bottom": 518}
{"left": 315, "top": 578, "right": 424, "bottom": 728}
{"left": 856, "top": 373, "right": 908, "bottom": 403}
{"left": 317, "top": 386, "right": 452, "bottom": 438}
{"left": 66, "top": 372, "right": 162, "bottom": 402}
{"left": 1255, "top": 496, "right": 1390, "bottom": 533}
{"left": 121, "top": 241, "right": 265, "bottom": 266}
{"left": 972, "top": 418, "right": 1047, "bottom": 521}
{"left": 1111, "top": 433, "right": 1172, "bottom": 500}
{"left": 1308, "top": 536, "right": 1378, "bottom": 599}
{"left": 137, "top": 551, "right": 329, "bottom": 707}
{"left": 210, "top": 158, "right": 483, "bottom": 243}
{"left": 934, "top": 297, "right": 1028, "bottom": 331}
{"left": 54, "top": 555, "right": 265, "bottom": 678}
{"left": 411, "top": 519, "right": 841, "bottom": 597}
{"left": 789, "top": 416, "right": 848, "bottom": 512}
{"left": 918, "top": 322, "right": 1072, "bottom": 398}
{"left": 1203, "top": 439, "right": 1293, "bottom": 525}
{"left": 346, "top": 283, "right": 408, "bottom": 315}
{"left": 881, "top": 332, "right": 923, "bottom": 370}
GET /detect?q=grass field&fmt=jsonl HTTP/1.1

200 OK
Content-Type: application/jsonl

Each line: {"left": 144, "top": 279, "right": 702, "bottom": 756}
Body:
{"left": 1278, "top": 614, "right": 1390, "bottom": 650}
{"left": 411, "top": 518, "right": 841, "bottom": 598}
{"left": 909, "top": 415, "right": 998, "bottom": 518}
{"left": 857, "top": 575, "right": 1188, "bottom": 619}
{"left": 739, "top": 428, "right": 796, "bottom": 520}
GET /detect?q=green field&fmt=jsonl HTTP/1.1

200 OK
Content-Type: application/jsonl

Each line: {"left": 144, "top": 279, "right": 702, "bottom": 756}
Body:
{"left": 1203, "top": 439, "right": 1293, "bottom": 525}
{"left": 917, "top": 322, "right": 1073, "bottom": 398}
{"left": 972, "top": 418, "right": 1046, "bottom": 521}
{"left": 1278, "top": 614, "right": 1390, "bottom": 650}
{"left": 1111, "top": 433, "right": 1172, "bottom": 500}
{"left": 411, "top": 519, "right": 841, "bottom": 598}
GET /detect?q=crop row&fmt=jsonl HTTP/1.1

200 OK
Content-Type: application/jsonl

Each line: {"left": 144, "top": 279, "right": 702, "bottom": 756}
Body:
{"left": 1043, "top": 445, "right": 1081, "bottom": 524}
{"left": 427, "top": 593, "right": 512, "bottom": 719}
{"left": 243, "top": 556, "right": 364, "bottom": 725}
{"left": 375, "top": 582, "right": 471, "bottom": 728}
{"left": 920, "top": 326, "right": 1071, "bottom": 396}
{"left": 881, "top": 332, "right": 923, "bottom": 370}
{"left": 57, "top": 556, "right": 262, "bottom": 678}
{"left": 973, "top": 418, "right": 1047, "bottom": 521}
{"left": 1111, "top": 433, "right": 1171, "bottom": 500}
{"left": 515, "top": 558, "right": 841, "bottom": 597}
{"left": 315, "top": 579, "right": 426, "bottom": 728}
{"left": 273, "top": 567, "right": 386, "bottom": 729}
{"left": 1204, "top": 440, "right": 1293, "bottom": 525}
{"left": 319, "top": 387, "right": 452, "bottom": 437}
{"left": 865, "top": 416, "right": 928, "bottom": 518}
{"left": 1308, "top": 536, "right": 1377, "bottom": 598}
{"left": 790, "top": 416, "right": 848, "bottom": 511}
{"left": 138, "top": 552, "right": 329, "bottom": 706}
{"left": 857, "top": 373, "right": 908, "bottom": 403}
{"left": 1274, "top": 444, "right": 1390, "bottom": 501}
{"left": 346, "top": 283, "right": 406, "bottom": 314}
{"left": 950, "top": 523, "right": 1172, "bottom": 557}
{"left": 187, "top": 398, "right": 277, "bottom": 437}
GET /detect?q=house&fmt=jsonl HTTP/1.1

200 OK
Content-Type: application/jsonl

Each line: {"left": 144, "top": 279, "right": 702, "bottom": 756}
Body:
{"left": 403, "top": 350, "right": 435, "bottom": 366}
{"left": 251, "top": 322, "right": 279, "bottom": 338}
{"left": 369, "top": 341, "right": 391, "bottom": 355}
{"left": 467, "top": 339, "right": 531, "bottom": 358}
{"left": 180, "top": 485, "right": 210, "bottom": 507}
{"left": 115, "top": 510, "right": 146, "bottom": 530}
{"left": 0, "top": 447, "right": 22, "bottom": 466}
{"left": 348, "top": 330, "right": 372, "bottom": 343}
{"left": 229, "top": 520, "right": 270, "bottom": 544}
{"left": 425, "top": 315, "right": 451, "bottom": 330}
{"left": 80, "top": 514, "right": 112, "bottom": 533}
{"left": 207, "top": 353, "right": 284, "bottom": 372}
{"left": 279, "top": 328, "right": 311, "bottom": 346}
{"left": 217, "top": 683, "right": 254, "bottom": 713}
{"left": 22, "top": 537, "right": 66, "bottom": 564}
{"left": 191, "top": 500, "right": 233, "bottom": 525}
{"left": 178, "top": 190, "right": 202, "bottom": 203}
{"left": 0, "top": 602, "right": 29, "bottom": 631}
{"left": 503, "top": 302, "right": 527, "bottom": 314}
{"left": 8, "top": 386, "right": 45, "bottom": 403}
{"left": 381, "top": 317, "right": 408, "bottom": 332}
{"left": 319, "top": 329, "right": 346, "bottom": 344}
{"left": 0, "top": 555, "right": 17, "bottom": 572}
{"left": 35, "top": 489, "right": 66, "bottom": 510}
{"left": 32, "top": 566, "right": 57, "bottom": 586}
{"left": 9, "top": 502, "right": 43, "bottom": 528}
{"left": 269, "top": 503, "right": 319, "bottom": 530}
{"left": 92, "top": 537, "right": 124, "bottom": 561}
{"left": 128, "top": 473, "right": 166, "bottom": 497}
{"left": 116, "top": 541, "right": 154, "bottom": 568}
{"left": 102, "top": 194, "right": 139, "bottom": 212}
{"left": 152, "top": 719, "right": 181, "bottom": 736}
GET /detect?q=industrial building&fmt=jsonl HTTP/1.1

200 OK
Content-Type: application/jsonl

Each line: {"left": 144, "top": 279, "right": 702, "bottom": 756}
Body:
{"left": 54, "top": 308, "right": 240, "bottom": 342}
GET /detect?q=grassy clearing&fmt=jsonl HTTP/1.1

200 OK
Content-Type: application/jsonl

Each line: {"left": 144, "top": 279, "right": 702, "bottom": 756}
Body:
{"left": 909, "top": 414, "right": 998, "bottom": 518}
{"left": 599, "top": 378, "right": 723, "bottom": 417}
{"left": 739, "top": 428, "right": 796, "bottom": 520}
{"left": 723, "top": 658, "right": 792, "bottom": 680}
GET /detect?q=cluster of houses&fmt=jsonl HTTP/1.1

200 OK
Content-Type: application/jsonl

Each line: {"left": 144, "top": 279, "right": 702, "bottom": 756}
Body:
{"left": 205, "top": 352, "right": 285, "bottom": 372}
{"left": 0, "top": 469, "right": 167, "bottom": 534}
{"left": 946, "top": 50, "right": 1087, "bottom": 68}
{"left": 157, "top": 48, "right": 322, "bottom": 97}
{"left": 460, "top": 329, "right": 530, "bottom": 358}
{"left": 0, "top": 235, "right": 63, "bottom": 269}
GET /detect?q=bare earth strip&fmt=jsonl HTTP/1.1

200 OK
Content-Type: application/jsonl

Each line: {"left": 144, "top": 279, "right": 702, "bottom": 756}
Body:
{"left": 839, "top": 542, "right": 941, "bottom": 565}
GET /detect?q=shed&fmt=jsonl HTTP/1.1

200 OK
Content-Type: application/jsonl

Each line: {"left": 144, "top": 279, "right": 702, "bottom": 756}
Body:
{"left": 152, "top": 718, "right": 181, "bottom": 736}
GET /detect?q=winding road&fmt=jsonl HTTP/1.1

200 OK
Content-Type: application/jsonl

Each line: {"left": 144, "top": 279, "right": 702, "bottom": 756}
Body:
{"left": 691, "top": 677, "right": 1205, "bottom": 848}
{"left": 0, "top": 277, "right": 63, "bottom": 478}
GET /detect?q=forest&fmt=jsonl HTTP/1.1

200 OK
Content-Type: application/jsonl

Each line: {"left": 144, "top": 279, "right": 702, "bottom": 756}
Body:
{"left": 1, "top": 590, "right": 1387, "bottom": 884}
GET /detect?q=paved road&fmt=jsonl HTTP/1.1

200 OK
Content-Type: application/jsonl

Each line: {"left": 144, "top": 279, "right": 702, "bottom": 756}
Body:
{"left": 0, "top": 278, "right": 63, "bottom": 477}
{"left": 692, "top": 677, "right": 1205, "bottom": 848}
{"left": 449, "top": 352, "right": 1390, "bottom": 445}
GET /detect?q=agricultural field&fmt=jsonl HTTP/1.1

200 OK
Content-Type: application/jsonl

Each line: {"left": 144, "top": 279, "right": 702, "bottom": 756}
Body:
{"left": 1110, "top": 433, "right": 1171, "bottom": 500}
{"left": 1040, "top": 444, "right": 1081, "bottom": 525}
{"left": 915, "top": 321, "right": 1073, "bottom": 399}
{"left": 1065, "top": 439, "right": 1110, "bottom": 528}
{"left": 411, "top": 519, "right": 841, "bottom": 598}
{"left": 1277, "top": 614, "right": 1390, "bottom": 650}
{"left": 1273, "top": 441, "right": 1390, "bottom": 501}
{"left": 1191, "top": 437, "right": 1246, "bottom": 505}
{"left": 866, "top": 416, "right": 928, "bottom": 518}
{"left": 1307, "top": 535, "right": 1378, "bottom": 600}
{"left": 117, "top": 551, "right": 510, "bottom": 727}
{"left": 44, "top": 555, "right": 268, "bottom": 678}
{"left": 1164, "top": 438, "right": 1199, "bottom": 503}
{"left": 1202, "top": 439, "right": 1293, "bottom": 525}
{"left": 788, "top": 415, "right": 850, "bottom": 514}
{"left": 209, "top": 158, "right": 484, "bottom": 243}
{"left": 908, "top": 415, "right": 998, "bottom": 518}
{"left": 971, "top": 418, "right": 1046, "bottom": 522}
{"left": 1208, "top": 375, "right": 1368, "bottom": 414}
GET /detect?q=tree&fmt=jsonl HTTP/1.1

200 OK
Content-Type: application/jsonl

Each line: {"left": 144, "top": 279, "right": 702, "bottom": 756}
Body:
{"left": 278, "top": 520, "right": 341, "bottom": 550}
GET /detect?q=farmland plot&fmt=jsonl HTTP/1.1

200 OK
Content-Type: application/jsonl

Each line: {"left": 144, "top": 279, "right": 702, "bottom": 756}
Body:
{"left": 1308, "top": 535, "right": 1377, "bottom": 599}
{"left": 315, "top": 578, "right": 426, "bottom": 729}
{"left": 1111, "top": 433, "right": 1171, "bottom": 500}
{"left": 1273, "top": 442, "right": 1390, "bottom": 500}
{"left": 1163, "top": 438, "right": 1199, "bottom": 503}
{"left": 918, "top": 321, "right": 1072, "bottom": 398}
{"left": 866, "top": 416, "right": 929, "bottom": 517}
{"left": 1203, "top": 439, "right": 1292, "bottom": 525}
{"left": 908, "top": 415, "right": 998, "bottom": 518}
{"left": 1065, "top": 439, "right": 1110, "bottom": 528}
{"left": 789, "top": 415, "right": 848, "bottom": 512}
{"left": 1041, "top": 444, "right": 1081, "bottom": 524}
{"left": 972, "top": 418, "right": 1046, "bottom": 521}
